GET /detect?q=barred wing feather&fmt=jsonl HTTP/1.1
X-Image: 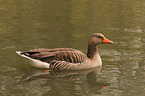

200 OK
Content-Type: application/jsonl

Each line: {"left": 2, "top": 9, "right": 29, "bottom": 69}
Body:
{"left": 21, "top": 48, "right": 86, "bottom": 64}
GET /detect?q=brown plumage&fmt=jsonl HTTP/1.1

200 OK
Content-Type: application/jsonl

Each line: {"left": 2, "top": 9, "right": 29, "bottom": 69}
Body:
{"left": 16, "top": 33, "right": 113, "bottom": 70}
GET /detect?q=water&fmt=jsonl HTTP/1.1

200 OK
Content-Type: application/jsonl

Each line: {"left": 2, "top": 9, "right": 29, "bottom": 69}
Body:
{"left": 0, "top": 0, "right": 145, "bottom": 96}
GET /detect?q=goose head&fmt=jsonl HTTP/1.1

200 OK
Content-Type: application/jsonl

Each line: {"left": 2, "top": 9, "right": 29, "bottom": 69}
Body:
{"left": 89, "top": 33, "right": 113, "bottom": 45}
{"left": 87, "top": 33, "right": 113, "bottom": 58}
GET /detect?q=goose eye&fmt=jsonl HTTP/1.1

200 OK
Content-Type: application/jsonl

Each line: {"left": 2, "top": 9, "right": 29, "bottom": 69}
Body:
{"left": 98, "top": 36, "right": 101, "bottom": 38}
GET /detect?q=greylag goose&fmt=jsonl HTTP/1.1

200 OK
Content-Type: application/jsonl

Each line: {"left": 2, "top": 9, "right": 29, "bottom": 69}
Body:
{"left": 16, "top": 33, "right": 113, "bottom": 70}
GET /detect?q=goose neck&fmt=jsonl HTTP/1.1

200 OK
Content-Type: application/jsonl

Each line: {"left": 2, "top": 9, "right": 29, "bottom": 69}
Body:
{"left": 87, "top": 43, "right": 98, "bottom": 59}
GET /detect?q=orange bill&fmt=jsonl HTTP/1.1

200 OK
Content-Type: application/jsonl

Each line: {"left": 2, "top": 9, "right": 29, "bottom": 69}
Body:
{"left": 103, "top": 38, "right": 114, "bottom": 44}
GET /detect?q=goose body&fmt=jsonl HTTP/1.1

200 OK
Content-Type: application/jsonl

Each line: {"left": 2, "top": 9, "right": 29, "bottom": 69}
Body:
{"left": 16, "top": 33, "right": 113, "bottom": 70}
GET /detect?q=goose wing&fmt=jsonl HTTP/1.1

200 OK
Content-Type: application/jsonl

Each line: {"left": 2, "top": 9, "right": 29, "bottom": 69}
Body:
{"left": 20, "top": 48, "right": 86, "bottom": 63}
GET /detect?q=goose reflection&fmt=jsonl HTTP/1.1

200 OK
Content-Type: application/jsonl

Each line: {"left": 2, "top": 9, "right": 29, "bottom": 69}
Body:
{"left": 17, "top": 66, "right": 110, "bottom": 95}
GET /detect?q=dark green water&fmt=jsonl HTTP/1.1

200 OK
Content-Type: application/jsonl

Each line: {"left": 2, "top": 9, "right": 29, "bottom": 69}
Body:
{"left": 0, "top": 0, "right": 145, "bottom": 96}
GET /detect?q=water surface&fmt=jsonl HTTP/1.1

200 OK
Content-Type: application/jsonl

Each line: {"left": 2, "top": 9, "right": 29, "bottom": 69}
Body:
{"left": 0, "top": 0, "right": 145, "bottom": 96}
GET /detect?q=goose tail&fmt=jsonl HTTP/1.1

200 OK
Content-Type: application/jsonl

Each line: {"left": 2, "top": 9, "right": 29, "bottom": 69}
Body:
{"left": 16, "top": 51, "right": 50, "bottom": 69}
